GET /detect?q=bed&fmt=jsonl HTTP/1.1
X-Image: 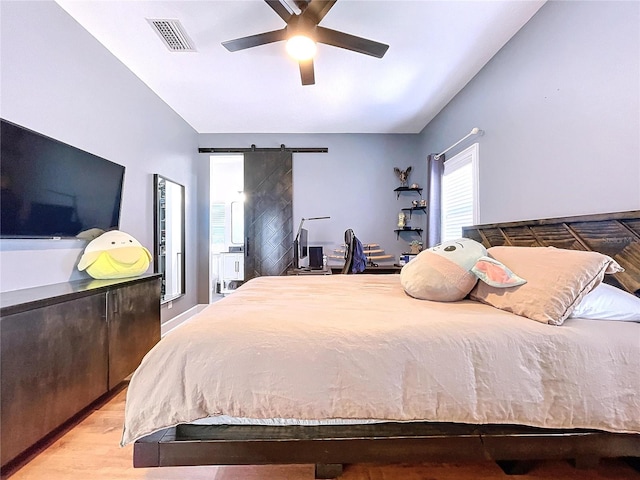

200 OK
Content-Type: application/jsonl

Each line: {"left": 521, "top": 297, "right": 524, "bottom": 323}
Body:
{"left": 126, "top": 211, "right": 640, "bottom": 478}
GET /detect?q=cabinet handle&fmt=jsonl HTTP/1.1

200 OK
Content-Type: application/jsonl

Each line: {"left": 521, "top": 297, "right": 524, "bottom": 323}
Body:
{"left": 110, "top": 291, "right": 119, "bottom": 314}
{"left": 235, "top": 261, "right": 239, "bottom": 273}
{"left": 246, "top": 237, "right": 250, "bottom": 256}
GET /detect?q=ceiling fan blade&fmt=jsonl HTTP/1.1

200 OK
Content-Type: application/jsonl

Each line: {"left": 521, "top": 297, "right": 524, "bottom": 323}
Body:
{"left": 300, "top": 0, "right": 337, "bottom": 24}
{"left": 264, "top": 0, "right": 293, "bottom": 22}
{"left": 299, "top": 59, "right": 315, "bottom": 85}
{"left": 315, "top": 26, "right": 389, "bottom": 58}
{"left": 222, "top": 28, "right": 287, "bottom": 52}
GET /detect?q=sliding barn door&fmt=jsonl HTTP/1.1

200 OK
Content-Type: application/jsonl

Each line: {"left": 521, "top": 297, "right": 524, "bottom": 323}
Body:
{"left": 244, "top": 151, "right": 293, "bottom": 280}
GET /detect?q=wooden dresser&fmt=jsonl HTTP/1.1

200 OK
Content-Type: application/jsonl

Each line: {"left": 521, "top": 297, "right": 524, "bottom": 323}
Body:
{"left": 0, "top": 274, "right": 161, "bottom": 467}
{"left": 330, "top": 265, "right": 402, "bottom": 274}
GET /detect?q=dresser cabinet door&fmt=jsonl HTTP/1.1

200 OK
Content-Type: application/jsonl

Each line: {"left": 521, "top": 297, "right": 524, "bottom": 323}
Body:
{"left": 107, "top": 277, "right": 161, "bottom": 389}
{"left": 0, "top": 293, "right": 108, "bottom": 466}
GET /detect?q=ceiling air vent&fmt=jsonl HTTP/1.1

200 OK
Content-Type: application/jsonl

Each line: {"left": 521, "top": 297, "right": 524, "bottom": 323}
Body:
{"left": 147, "top": 19, "right": 196, "bottom": 52}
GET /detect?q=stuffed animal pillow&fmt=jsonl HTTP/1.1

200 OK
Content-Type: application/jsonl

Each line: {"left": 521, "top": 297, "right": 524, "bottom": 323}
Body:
{"left": 400, "top": 238, "right": 525, "bottom": 302}
{"left": 78, "top": 230, "right": 152, "bottom": 280}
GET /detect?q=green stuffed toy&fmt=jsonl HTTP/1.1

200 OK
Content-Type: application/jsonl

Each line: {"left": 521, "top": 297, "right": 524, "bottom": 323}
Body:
{"left": 77, "top": 230, "right": 152, "bottom": 279}
{"left": 401, "top": 237, "right": 526, "bottom": 301}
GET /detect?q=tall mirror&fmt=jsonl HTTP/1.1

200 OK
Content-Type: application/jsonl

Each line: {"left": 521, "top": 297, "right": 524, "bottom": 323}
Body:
{"left": 154, "top": 174, "right": 185, "bottom": 303}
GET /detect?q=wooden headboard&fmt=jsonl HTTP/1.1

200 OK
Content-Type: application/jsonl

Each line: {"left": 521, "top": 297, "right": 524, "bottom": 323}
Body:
{"left": 462, "top": 210, "right": 640, "bottom": 296}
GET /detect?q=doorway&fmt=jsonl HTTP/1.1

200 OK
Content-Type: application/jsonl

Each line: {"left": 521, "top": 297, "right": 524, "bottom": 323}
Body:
{"left": 210, "top": 155, "right": 244, "bottom": 301}
{"left": 209, "top": 151, "right": 294, "bottom": 299}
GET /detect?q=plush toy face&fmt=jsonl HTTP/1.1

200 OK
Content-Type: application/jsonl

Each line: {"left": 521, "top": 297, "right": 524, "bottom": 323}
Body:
{"left": 428, "top": 238, "right": 488, "bottom": 271}
{"left": 77, "top": 230, "right": 152, "bottom": 280}
{"left": 400, "top": 238, "right": 525, "bottom": 302}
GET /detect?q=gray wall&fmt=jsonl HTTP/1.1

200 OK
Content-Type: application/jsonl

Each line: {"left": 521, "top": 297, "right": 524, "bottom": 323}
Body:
{"left": 197, "top": 133, "right": 422, "bottom": 301}
{"left": 0, "top": 1, "right": 199, "bottom": 321}
{"left": 419, "top": 0, "right": 640, "bottom": 224}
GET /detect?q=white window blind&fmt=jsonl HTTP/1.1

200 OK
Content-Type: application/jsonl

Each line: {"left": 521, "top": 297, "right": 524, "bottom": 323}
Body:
{"left": 441, "top": 143, "right": 479, "bottom": 242}
{"left": 210, "top": 202, "right": 226, "bottom": 245}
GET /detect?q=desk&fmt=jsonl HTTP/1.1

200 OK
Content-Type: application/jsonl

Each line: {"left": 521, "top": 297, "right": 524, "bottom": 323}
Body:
{"left": 330, "top": 265, "right": 402, "bottom": 275}
{"left": 287, "top": 267, "right": 332, "bottom": 276}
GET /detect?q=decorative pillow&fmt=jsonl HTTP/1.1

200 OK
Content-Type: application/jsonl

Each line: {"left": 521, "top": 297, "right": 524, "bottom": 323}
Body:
{"left": 400, "top": 238, "right": 525, "bottom": 302}
{"left": 469, "top": 246, "right": 623, "bottom": 325}
{"left": 78, "top": 230, "right": 152, "bottom": 280}
{"left": 570, "top": 282, "right": 640, "bottom": 321}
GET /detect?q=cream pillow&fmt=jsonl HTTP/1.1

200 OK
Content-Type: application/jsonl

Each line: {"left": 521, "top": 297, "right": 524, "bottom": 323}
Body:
{"left": 469, "top": 246, "right": 623, "bottom": 325}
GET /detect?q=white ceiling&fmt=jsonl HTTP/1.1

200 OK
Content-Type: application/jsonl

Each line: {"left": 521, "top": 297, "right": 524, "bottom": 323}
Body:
{"left": 55, "top": 0, "right": 545, "bottom": 134}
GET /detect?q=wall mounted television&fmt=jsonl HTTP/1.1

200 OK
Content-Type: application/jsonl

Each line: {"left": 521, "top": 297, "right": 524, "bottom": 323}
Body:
{"left": 1, "top": 119, "right": 125, "bottom": 239}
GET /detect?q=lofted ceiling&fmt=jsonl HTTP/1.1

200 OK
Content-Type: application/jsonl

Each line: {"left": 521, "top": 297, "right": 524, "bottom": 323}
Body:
{"left": 55, "top": 0, "right": 545, "bottom": 134}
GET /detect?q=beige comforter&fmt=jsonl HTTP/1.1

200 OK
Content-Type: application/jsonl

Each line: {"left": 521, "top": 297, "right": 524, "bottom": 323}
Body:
{"left": 122, "top": 274, "right": 640, "bottom": 445}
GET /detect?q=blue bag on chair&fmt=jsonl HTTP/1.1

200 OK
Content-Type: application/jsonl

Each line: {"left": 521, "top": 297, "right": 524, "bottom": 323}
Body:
{"left": 343, "top": 229, "right": 367, "bottom": 274}
{"left": 350, "top": 236, "right": 367, "bottom": 273}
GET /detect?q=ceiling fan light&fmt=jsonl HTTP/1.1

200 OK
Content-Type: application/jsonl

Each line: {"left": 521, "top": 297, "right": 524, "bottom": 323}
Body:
{"left": 286, "top": 35, "right": 317, "bottom": 61}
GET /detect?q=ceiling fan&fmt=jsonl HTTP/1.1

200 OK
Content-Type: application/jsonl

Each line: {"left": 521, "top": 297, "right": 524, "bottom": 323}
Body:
{"left": 222, "top": 0, "right": 389, "bottom": 86}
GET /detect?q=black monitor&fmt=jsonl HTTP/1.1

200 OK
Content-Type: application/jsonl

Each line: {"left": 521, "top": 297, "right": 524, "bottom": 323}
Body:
{"left": 293, "top": 216, "right": 329, "bottom": 270}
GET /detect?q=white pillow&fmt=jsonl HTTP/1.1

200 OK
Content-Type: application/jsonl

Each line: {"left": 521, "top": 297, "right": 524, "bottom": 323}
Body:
{"left": 570, "top": 283, "right": 640, "bottom": 321}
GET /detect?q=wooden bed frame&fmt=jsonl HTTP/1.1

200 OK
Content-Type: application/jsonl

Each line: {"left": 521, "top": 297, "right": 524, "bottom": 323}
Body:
{"left": 463, "top": 210, "right": 640, "bottom": 296}
{"left": 134, "top": 211, "right": 640, "bottom": 478}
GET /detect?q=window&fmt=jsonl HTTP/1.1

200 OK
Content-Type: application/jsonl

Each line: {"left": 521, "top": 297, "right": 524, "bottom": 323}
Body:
{"left": 210, "top": 202, "right": 226, "bottom": 247}
{"left": 441, "top": 143, "right": 479, "bottom": 242}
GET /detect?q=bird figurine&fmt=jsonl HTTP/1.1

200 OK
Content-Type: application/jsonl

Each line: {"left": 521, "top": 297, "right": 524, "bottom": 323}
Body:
{"left": 394, "top": 166, "right": 412, "bottom": 187}
{"left": 77, "top": 230, "right": 152, "bottom": 279}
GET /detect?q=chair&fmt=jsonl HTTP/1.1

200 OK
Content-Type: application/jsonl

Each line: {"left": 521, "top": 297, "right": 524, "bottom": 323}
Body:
{"left": 342, "top": 229, "right": 355, "bottom": 274}
{"left": 341, "top": 229, "right": 366, "bottom": 274}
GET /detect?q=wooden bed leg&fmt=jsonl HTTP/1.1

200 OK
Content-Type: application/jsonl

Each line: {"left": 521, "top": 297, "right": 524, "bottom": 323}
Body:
{"left": 495, "top": 460, "right": 537, "bottom": 475}
{"left": 314, "top": 463, "right": 343, "bottom": 479}
{"left": 572, "top": 456, "right": 600, "bottom": 469}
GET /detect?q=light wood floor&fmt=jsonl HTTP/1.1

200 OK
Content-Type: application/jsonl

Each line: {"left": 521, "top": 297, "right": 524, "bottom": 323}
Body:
{"left": 3, "top": 384, "right": 639, "bottom": 480}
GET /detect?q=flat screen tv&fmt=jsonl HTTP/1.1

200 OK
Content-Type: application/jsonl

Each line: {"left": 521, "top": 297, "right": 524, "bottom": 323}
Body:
{"left": 1, "top": 119, "right": 125, "bottom": 239}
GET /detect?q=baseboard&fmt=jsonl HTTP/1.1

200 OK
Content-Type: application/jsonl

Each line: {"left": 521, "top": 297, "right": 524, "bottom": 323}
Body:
{"left": 161, "top": 304, "right": 208, "bottom": 337}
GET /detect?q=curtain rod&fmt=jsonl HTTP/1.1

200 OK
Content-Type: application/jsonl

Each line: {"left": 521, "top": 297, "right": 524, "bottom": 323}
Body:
{"left": 434, "top": 128, "right": 483, "bottom": 160}
{"left": 199, "top": 144, "right": 328, "bottom": 154}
